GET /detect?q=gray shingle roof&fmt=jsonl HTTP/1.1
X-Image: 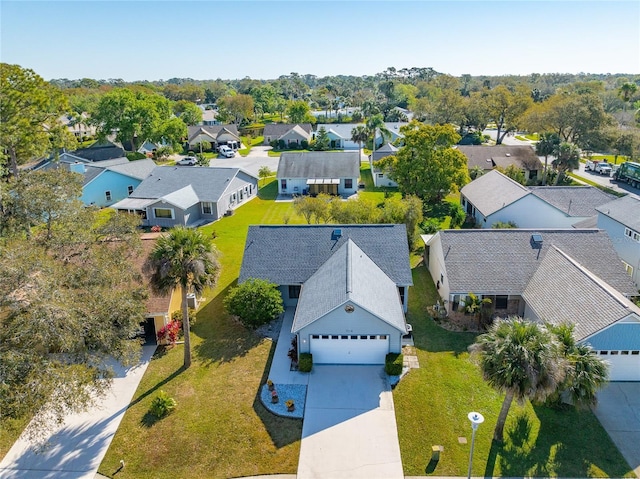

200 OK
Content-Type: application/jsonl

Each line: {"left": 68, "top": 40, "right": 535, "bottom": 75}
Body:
{"left": 239, "top": 224, "right": 413, "bottom": 286}
{"left": 292, "top": 239, "right": 406, "bottom": 333}
{"left": 129, "top": 166, "right": 256, "bottom": 204}
{"left": 263, "top": 123, "right": 313, "bottom": 137}
{"left": 522, "top": 246, "right": 640, "bottom": 340}
{"left": 187, "top": 124, "right": 240, "bottom": 142}
{"left": 596, "top": 195, "right": 640, "bottom": 231}
{"left": 458, "top": 145, "right": 542, "bottom": 171}
{"left": 438, "top": 229, "right": 637, "bottom": 296}
{"left": 316, "top": 123, "right": 365, "bottom": 139}
{"left": 372, "top": 143, "right": 399, "bottom": 162}
{"left": 460, "top": 169, "right": 530, "bottom": 216}
{"left": 106, "top": 158, "right": 156, "bottom": 180}
{"left": 277, "top": 152, "right": 360, "bottom": 179}
{"left": 529, "top": 186, "right": 616, "bottom": 217}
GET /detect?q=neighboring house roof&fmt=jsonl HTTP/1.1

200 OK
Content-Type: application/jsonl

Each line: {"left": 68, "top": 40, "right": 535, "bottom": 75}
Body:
{"left": 572, "top": 216, "right": 598, "bottom": 228}
{"left": 187, "top": 125, "right": 240, "bottom": 143}
{"left": 239, "top": 224, "right": 413, "bottom": 286}
{"left": 436, "top": 229, "right": 637, "bottom": 296}
{"left": 458, "top": 145, "right": 542, "bottom": 171}
{"left": 127, "top": 166, "right": 257, "bottom": 205}
{"left": 72, "top": 144, "right": 126, "bottom": 162}
{"left": 529, "top": 186, "right": 616, "bottom": 217}
{"left": 264, "top": 123, "right": 313, "bottom": 138}
{"left": 596, "top": 195, "right": 640, "bottom": 231}
{"left": 523, "top": 246, "right": 640, "bottom": 341}
{"left": 201, "top": 110, "right": 217, "bottom": 122}
{"left": 372, "top": 143, "right": 399, "bottom": 162}
{"left": 292, "top": 239, "right": 406, "bottom": 333}
{"left": 382, "top": 122, "right": 409, "bottom": 137}
{"left": 106, "top": 158, "right": 157, "bottom": 181}
{"left": 277, "top": 151, "right": 360, "bottom": 179}
{"left": 316, "top": 123, "right": 364, "bottom": 140}
{"left": 460, "top": 169, "right": 530, "bottom": 217}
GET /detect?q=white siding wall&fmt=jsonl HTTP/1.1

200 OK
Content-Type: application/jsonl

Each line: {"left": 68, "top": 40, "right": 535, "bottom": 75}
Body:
{"left": 278, "top": 178, "right": 308, "bottom": 195}
{"left": 483, "top": 195, "right": 577, "bottom": 229}
{"left": 426, "top": 233, "right": 451, "bottom": 310}
{"left": 597, "top": 214, "right": 640, "bottom": 288}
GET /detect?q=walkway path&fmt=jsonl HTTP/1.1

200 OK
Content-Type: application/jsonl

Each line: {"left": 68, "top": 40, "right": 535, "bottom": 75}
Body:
{"left": 0, "top": 345, "right": 156, "bottom": 479}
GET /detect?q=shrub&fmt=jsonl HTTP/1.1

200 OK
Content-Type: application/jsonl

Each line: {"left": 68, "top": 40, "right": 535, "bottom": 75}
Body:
{"left": 385, "top": 353, "right": 403, "bottom": 375}
{"left": 420, "top": 218, "right": 441, "bottom": 234}
{"left": 300, "top": 140, "right": 309, "bottom": 149}
{"left": 126, "top": 151, "right": 146, "bottom": 161}
{"left": 223, "top": 278, "right": 284, "bottom": 329}
{"left": 157, "top": 320, "right": 181, "bottom": 344}
{"left": 149, "top": 390, "right": 177, "bottom": 418}
{"left": 449, "top": 203, "right": 466, "bottom": 228}
{"left": 172, "top": 308, "right": 197, "bottom": 327}
{"left": 298, "top": 353, "right": 313, "bottom": 372}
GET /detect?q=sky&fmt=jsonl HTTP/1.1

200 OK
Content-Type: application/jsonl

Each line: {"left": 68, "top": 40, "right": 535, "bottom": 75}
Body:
{"left": 1, "top": 0, "right": 639, "bottom": 81}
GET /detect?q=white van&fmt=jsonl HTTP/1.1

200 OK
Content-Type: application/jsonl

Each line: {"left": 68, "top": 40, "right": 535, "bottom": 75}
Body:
{"left": 218, "top": 145, "right": 235, "bottom": 158}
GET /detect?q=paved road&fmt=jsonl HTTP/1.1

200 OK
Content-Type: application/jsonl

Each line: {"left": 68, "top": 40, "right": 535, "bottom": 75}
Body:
{"left": 0, "top": 346, "right": 156, "bottom": 479}
{"left": 297, "top": 365, "right": 403, "bottom": 479}
{"left": 209, "top": 145, "right": 280, "bottom": 177}
{"left": 574, "top": 162, "right": 640, "bottom": 198}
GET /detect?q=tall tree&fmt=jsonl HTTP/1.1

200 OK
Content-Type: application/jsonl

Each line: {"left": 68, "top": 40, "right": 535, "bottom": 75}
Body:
{"left": 147, "top": 228, "right": 220, "bottom": 368}
{"left": 535, "top": 132, "right": 561, "bottom": 185}
{"left": 552, "top": 142, "right": 581, "bottom": 185}
{"left": 219, "top": 94, "right": 254, "bottom": 125}
{"left": 286, "top": 100, "right": 313, "bottom": 123}
{"left": 366, "top": 113, "right": 391, "bottom": 156}
{"left": 350, "top": 125, "right": 368, "bottom": 160}
{"left": 174, "top": 100, "right": 203, "bottom": 126}
{"left": 0, "top": 63, "right": 74, "bottom": 177}
{"left": 469, "top": 317, "right": 566, "bottom": 442}
{"left": 376, "top": 122, "right": 469, "bottom": 202}
{"left": 485, "top": 85, "right": 532, "bottom": 144}
{"left": 617, "top": 82, "right": 638, "bottom": 111}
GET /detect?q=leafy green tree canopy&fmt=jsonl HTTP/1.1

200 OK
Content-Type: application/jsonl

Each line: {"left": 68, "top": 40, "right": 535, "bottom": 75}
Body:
{"left": 224, "top": 278, "right": 284, "bottom": 329}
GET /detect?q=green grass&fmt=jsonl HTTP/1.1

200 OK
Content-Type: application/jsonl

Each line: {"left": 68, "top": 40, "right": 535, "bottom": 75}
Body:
{"left": 0, "top": 416, "right": 30, "bottom": 460}
{"left": 238, "top": 135, "right": 264, "bottom": 157}
{"left": 515, "top": 133, "right": 539, "bottom": 141}
{"left": 394, "top": 265, "right": 634, "bottom": 477}
{"left": 589, "top": 154, "right": 629, "bottom": 165}
{"left": 267, "top": 148, "right": 343, "bottom": 157}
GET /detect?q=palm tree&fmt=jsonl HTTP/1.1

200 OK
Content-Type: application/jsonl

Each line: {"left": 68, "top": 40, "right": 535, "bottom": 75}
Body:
{"left": 552, "top": 142, "right": 581, "bottom": 185}
{"left": 548, "top": 323, "right": 608, "bottom": 408}
{"left": 366, "top": 113, "right": 391, "bottom": 159}
{"left": 350, "top": 125, "right": 368, "bottom": 163}
{"left": 618, "top": 82, "right": 638, "bottom": 111}
{"left": 469, "top": 317, "right": 566, "bottom": 442}
{"left": 147, "top": 227, "right": 220, "bottom": 368}
{"left": 535, "top": 132, "right": 560, "bottom": 185}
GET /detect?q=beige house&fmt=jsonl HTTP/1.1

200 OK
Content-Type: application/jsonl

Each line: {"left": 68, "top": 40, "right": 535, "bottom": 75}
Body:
{"left": 263, "top": 123, "right": 313, "bottom": 146}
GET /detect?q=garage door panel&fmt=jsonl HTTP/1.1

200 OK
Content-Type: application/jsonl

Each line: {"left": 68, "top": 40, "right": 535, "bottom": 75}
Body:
{"left": 311, "top": 335, "right": 388, "bottom": 364}
{"left": 605, "top": 352, "right": 640, "bottom": 381}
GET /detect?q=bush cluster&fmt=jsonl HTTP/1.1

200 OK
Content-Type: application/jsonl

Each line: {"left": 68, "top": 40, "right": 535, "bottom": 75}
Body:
{"left": 298, "top": 353, "right": 313, "bottom": 372}
{"left": 149, "top": 390, "right": 177, "bottom": 418}
{"left": 385, "top": 353, "right": 403, "bottom": 375}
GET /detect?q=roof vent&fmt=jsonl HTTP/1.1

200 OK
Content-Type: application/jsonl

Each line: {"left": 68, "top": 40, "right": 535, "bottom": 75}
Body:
{"left": 531, "top": 233, "right": 543, "bottom": 245}
{"left": 505, "top": 153, "right": 511, "bottom": 157}
{"left": 331, "top": 228, "right": 342, "bottom": 240}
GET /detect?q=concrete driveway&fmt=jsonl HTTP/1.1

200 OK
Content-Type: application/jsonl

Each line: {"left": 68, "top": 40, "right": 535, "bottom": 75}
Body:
{"left": 0, "top": 345, "right": 156, "bottom": 479}
{"left": 209, "top": 145, "right": 279, "bottom": 178}
{"left": 297, "top": 365, "right": 403, "bottom": 479}
{"left": 593, "top": 382, "right": 640, "bottom": 476}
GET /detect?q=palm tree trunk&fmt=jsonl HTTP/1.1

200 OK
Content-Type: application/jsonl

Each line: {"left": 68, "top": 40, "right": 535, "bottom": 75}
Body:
{"left": 181, "top": 287, "right": 191, "bottom": 368}
{"left": 542, "top": 155, "right": 548, "bottom": 186}
{"left": 494, "top": 389, "right": 514, "bottom": 442}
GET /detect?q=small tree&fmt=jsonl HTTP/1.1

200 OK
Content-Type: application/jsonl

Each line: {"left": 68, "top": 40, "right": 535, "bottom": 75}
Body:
{"left": 224, "top": 278, "right": 284, "bottom": 329}
{"left": 463, "top": 293, "right": 492, "bottom": 328}
{"left": 195, "top": 153, "right": 209, "bottom": 167}
{"left": 311, "top": 126, "right": 331, "bottom": 151}
{"left": 258, "top": 165, "right": 273, "bottom": 187}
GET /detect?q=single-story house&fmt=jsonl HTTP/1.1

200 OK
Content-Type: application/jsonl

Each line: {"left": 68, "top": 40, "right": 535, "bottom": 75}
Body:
{"left": 59, "top": 113, "right": 96, "bottom": 139}
{"left": 460, "top": 169, "right": 616, "bottom": 228}
{"left": 111, "top": 165, "right": 258, "bottom": 227}
{"left": 263, "top": 123, "right": 313, "bottom": 146}
{"left": 424, "top": 229, "right": 639, "bottom": 380}
{"left": 314, "top": 124, "right": 364, "bottom": 150}
{"left": 371, "top": 143, "right": 399, "bottom": 188}
{"left": 457, "top": 145, "right": 543, "bottom": 181}
{"left": 596, "top": 195, "right": 640, "bottom": 288}
{"left": 200, "top": 108, "right": 219, "bottom": 126}
{"left": 277, "top": 151, "right": 360, "bottom": 197}
{"left": 239, "top": 224, "right": 413, "bottom": 364}
{"left": 187, "top": 125, "right": 241, "bottom": 151}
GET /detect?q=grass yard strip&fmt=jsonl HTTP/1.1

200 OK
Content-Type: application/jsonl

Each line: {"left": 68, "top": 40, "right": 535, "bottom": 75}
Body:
{"left": 394, "top": 264, "right": 634, "bottom": 477}
{"left": 567, "top": 173, "right": 625, "bottom": 197}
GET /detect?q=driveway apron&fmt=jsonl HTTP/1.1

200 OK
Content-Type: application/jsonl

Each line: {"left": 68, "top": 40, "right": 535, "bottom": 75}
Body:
{"left": 297, "top": 365, "right": 403, "bottom": 479}
{"left": 593, "top": 382, "right": 640, "bottom": 476}
{"left": 0, "top": 345, "right": 156, "bottom": 479}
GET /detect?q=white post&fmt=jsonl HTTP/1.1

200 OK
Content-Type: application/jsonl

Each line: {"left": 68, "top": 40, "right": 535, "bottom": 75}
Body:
{"left": 467, "top": 411, "right": 484, "bottom": 479}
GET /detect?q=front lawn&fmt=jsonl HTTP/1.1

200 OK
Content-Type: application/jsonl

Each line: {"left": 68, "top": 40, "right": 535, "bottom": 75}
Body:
{"left": 394, "top": 265, "right": 633, "bottom": 477}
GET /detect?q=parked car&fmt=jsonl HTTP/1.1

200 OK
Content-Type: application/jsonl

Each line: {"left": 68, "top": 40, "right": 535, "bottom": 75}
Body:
{"left": 218, "top": 145, "right": 235, "bottom": 158}
{"left": 595, "top": 161, "right": 612, "bottom": 175}
{"left": 585, "top": 159, "right": 600, "bottom": 171}
{"left": 177, "top": 156, "right": 197, "bottom": 166}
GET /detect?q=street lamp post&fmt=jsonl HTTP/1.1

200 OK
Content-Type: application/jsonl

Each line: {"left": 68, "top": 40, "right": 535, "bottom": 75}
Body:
{"left": 466, "top": 411, "right": 484, "bottom": 479}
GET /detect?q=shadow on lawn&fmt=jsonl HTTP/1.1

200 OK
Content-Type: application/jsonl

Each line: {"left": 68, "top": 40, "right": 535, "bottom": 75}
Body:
{"left": 192, "top": 281, "right": 263, "bottom": 367}
{"left": 484, "top": 407, "right": 633, "bottom": 478}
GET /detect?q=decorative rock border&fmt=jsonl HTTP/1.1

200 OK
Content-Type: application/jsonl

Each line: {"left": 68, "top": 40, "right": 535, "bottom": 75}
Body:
{"left": 259, "top": 384, "right": 306, "bottom": 419}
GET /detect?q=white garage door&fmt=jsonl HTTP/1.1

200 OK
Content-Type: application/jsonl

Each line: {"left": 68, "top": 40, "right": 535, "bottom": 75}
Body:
{"left": 310, "top": 334, "right": 389, "bottom": 364}
{"left": 602, "top": 351, "right": 640, "bottom": 381}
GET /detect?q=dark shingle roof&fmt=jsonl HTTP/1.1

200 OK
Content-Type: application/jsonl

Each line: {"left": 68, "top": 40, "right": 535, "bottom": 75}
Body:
{"left": 72, "top": 145, "right": 126, "bottom": 162}
{"left": 596, "top": 195, "right": 640, "bottom": 230}
{"left": 460, "top": 170, "right": 529, "bottom": 216}
{"left": 291, "top": 239, "right": 406, "bottom": 333}
{"left": 277, "top": 152, "right": 360, "bottom": 179}
{"left": 438, "top": 229, "right": 637, "bottom": 296}
{"left": 263, "top": 123, "right": 313, "bottom": 137}
{"left": 239, "top": 225, "right": 413, "bottom": 286}
{"left": 529, "top": 186, "right": 616, "bottom": 217}
{"left": 187, "top": 124, "right": 240, "bottom": 142}
{"left": 522, "top": 246, "right": 640, "bottom": 340}
{"left": 458, "top": 145, "right": 542, "bottom": 171}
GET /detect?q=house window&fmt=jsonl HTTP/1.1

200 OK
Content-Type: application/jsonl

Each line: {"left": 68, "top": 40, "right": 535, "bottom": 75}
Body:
{"left": 288, "top": 285, "right": 301, "bottom": 299}
{"left": 495, "top": 295, "right": 508, "bottom": 309}
{"left": 622, "top": 261, "right": 634, "bottom": 277}
{"left": 239, "top": 189, "right": 244, "bottom": 201}
{"left": 127, "top": 185, "right": 134, "bottom": 195}
{"left": 105, "top": 191, "right": 112, "bottom": 201}
{"left": 345, "top": 179, "right": 353, "bottom": 189}
{"left": 529, "top": 170, "right": 537, "bottom": 180}
{"left": 153, "top": 208, "right": 174, "bottom": 219}
{"left": 377, "top": 173, "right": 384, "bottom": 178}
{"left": 625, "top": 227, "right": 640, "bottom": 242}
{"left": 202, "top": 202, "right": 213, "bottom": 215}
{"left": 281, "top": 179, "right": 287, "bottom": 191}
